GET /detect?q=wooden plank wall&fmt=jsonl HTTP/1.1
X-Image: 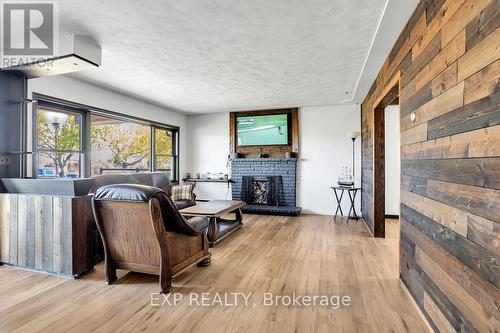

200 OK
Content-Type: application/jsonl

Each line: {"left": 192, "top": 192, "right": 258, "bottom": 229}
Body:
{"left": 0, "top": 194, "right": 94, "bottom": 277}
{"left": 361, "top": 0, "right": 499, "bottom": 331}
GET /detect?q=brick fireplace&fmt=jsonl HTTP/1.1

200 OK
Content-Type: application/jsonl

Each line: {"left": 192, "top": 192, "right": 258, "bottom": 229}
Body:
{"left": 231, "top": 158, "right": 301, "bottom": 215}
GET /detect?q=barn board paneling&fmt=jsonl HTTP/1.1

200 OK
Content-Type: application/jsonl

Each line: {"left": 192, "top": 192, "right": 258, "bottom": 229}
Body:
{"left": 0, "top": 194, "right": 95, "bottom": 277}
{"left": 361, "top": 0, "right": 500, "bottom": 331}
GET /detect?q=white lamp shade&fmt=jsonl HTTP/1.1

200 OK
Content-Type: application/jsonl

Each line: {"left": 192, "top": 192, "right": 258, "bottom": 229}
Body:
{"left": 348, "top": 131, "right": 360, "bottom": 139}
{"left": 43, "top": 111, "right": 68, "bottom": 127}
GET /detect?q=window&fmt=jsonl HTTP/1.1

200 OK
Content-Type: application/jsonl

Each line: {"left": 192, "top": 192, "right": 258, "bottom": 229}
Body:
{"left": 90, "top": 114, "right": 151, "bottom": 176}
{"left": 35, "top": 107, "right": 84, "bottom": 178}
{"left": 154, "top": 127, "right": 178, "bottom": 180}
{"left": 32, "top": 96, "right": 179, "bottom": 181}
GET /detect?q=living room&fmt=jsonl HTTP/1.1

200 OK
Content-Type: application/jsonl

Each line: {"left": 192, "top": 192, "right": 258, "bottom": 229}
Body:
{"left": 0, "top": 0, "right": 499, "bottom": 332}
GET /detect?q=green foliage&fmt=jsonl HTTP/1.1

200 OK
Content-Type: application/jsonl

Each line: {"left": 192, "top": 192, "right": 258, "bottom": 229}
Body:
{"left": 37, "top": 113, "right": 80, "bottom": 151}
{"left": 37, "top": 111, "right": 174, "bottom": 177}
{"left": 91, "top": 122, "right": 150, "bottom": 169}
{"left": 37, "top": 113, "right": 80, "bottom": 177}
{"left": 155, "top": 129, "right": 173, "bottom": 156}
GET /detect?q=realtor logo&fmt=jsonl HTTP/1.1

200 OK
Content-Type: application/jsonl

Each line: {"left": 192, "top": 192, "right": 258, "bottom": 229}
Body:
{"left": 1, "top": 1, "right": 58, "bottom": 67}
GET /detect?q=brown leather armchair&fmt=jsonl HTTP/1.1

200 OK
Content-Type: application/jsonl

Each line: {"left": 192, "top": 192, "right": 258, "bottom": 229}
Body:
{"left": 92, "top": 184, "right": 211, "bottom": 293}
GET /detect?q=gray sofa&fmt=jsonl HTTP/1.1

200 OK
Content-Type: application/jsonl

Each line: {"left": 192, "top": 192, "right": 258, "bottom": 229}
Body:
{"left": 90, "top": 172, "right": 196, "bottom": 209}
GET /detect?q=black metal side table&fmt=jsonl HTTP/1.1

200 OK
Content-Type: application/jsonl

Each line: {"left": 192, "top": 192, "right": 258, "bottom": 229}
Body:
{"left": 331, "top": 186, "right": 361, "bottom": 223}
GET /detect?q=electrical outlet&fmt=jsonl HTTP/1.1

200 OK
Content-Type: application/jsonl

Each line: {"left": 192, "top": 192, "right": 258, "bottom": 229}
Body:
{"left": 0, "top": 155, "right": 10, "bottom": 166}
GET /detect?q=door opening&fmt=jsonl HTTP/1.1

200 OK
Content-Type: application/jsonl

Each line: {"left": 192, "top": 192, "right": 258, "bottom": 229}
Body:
{"left": 373, "top": 82, "right": 399, "bottom": 238}
{"left": 384, "top": 104, "right": 401, "bottom": 220}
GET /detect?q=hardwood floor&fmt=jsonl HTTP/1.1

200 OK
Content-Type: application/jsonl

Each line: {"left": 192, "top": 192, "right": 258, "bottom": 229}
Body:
{"left": 0, "top": 215, "right": 429, "bottom": 333}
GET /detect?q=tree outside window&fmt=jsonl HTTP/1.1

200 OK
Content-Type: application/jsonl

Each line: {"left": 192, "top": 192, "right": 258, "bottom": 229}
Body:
{"left": 90, "top": 115, "right": 151, "bottom": 176}
{"left": 154, "top": 127, "right": 175, "bottom": 179}
{"left": 36, "top": 109, "right": 82, "bottom": 178}
{"left": 35, "top": 107, "right": 178, "bottom": 180}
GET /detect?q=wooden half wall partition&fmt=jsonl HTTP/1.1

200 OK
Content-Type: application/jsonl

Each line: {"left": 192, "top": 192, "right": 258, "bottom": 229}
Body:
{"left": 0, "top": 194, "right": 97, "bottom": 277}
{"left": 361, "top": 0, "right": 499, "bottom": 332}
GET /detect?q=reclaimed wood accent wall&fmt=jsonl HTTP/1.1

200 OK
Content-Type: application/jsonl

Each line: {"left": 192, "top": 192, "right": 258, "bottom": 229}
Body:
{"left": 361, "top": 0, "right": 499, "bottom": 331}
{"left": 0, "top": 194, "right": 95, "bottom": 277}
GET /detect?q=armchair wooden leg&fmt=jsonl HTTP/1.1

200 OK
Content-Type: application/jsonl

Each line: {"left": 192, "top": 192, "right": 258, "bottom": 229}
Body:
{"left": 197, "top": 254, "right": 211, "bottom": 267}
{"left": 159, "top": 254, "right": 173, "bottom": 294}
{"left": 160, "top": 275, "right": 173, "bottom": 294}
{"left": 105, "top": 260, "right": 117, "bottom": 285}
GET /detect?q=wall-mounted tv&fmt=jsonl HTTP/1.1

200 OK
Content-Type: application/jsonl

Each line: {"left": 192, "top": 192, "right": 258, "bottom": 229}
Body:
{"left": 236, "top": 113, "right": 290, "bottom": 146}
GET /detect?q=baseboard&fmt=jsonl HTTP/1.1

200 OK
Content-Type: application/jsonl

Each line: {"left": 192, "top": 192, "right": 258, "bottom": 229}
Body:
{"left": 400, "top": 280, "right": 434, "bottom": 333}
{"left": 300, "top": 209, "right": 364, "bottom": 216}
{"left": 385, "top": 214, "right": 399, "bottom": 219}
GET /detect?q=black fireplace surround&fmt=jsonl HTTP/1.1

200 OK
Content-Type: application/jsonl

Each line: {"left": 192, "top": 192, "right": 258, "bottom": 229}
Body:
{"left": 241, "top": 175, "right": 281, "bottom": 206}
{"left": 231, "top": 158, "right": 301, "bottom": 216}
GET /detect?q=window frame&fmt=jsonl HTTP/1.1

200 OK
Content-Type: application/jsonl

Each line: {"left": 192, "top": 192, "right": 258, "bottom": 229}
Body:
{"left": 152, "top": 126, "right": 179, "bottom": 181}
{"left": 31, "top": 94, "right": 180, "bottom": 182}
{"left": 89, "top": 112, "right": 153, "bottom": 177}
{"left": 33, "top": 101, "right": 87, "bottom": 178}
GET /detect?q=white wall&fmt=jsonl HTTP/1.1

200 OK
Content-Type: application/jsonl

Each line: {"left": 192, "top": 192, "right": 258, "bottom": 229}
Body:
{"left": 384, "top": 105, "right": 400, "bottom": 216}
{"left": 186, "top": 104, "right": 362, "bottom": 215}
{"left": 186, "top": 112, "right": 231, "bottom": 200}
{"left": 298, "top": 105, "right": 361, "bottom": 215}
{"left": 27, "top": 76, "right": 363, "bottom": 216}
{"left": 27, "top": 76, "right": 188, "bottom": 178}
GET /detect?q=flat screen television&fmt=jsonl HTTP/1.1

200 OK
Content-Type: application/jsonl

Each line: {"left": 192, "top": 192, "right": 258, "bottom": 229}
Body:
{"left": 236, "top": 113, "right": 290, "bottom": 146}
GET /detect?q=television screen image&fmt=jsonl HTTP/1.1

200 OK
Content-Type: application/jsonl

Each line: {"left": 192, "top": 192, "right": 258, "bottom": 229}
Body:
{"left": 236, "top": 114, "right": 289, "bottom": 146}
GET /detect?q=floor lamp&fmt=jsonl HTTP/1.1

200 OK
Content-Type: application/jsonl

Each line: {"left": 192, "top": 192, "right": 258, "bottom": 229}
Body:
{"left": 348, "top": 131, "right": 360, "bottom": 184}
{"left": 43, "top": 111, "right": 68, "bottom": 177}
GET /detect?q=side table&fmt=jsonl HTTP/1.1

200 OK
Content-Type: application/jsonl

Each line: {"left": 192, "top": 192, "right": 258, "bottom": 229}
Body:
{"left": 331, "top": 186, "right": 361, "bottom": 223}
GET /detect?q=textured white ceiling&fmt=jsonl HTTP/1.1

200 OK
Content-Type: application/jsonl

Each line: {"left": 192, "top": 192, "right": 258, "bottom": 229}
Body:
{"left": 57, "top": 0, "right": 409, "bottom": 113}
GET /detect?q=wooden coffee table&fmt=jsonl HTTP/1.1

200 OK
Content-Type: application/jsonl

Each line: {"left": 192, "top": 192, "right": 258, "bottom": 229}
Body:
{"left": 179, "top": 200, "right": 246, "bottom": 247}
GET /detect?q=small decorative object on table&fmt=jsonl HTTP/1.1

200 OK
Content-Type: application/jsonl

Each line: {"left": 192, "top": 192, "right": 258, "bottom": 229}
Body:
{"left": 337, "top": 166, "right": 354, "bottom": 187}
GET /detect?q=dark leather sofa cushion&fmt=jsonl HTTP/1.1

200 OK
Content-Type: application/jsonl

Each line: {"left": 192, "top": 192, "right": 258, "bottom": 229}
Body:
{"left": 150, "top": 172, "right": 173, "bottom": 195}
{"left": 90, "top": 174, "right": 134, "bottom": 193}
{"left": 130, "top": 173, "right": 154, "bottom": 186}
{"left": 91, "top": 172, "right": 168, "bottom": 194}
{"left": 91, "top": 172, "right": 194, "bottom": 209}
{"left": 94, "top": 183, "right": 157, "bottom": 201}
{"left": 94, "top": 184, "right": 208, "bottom": 236}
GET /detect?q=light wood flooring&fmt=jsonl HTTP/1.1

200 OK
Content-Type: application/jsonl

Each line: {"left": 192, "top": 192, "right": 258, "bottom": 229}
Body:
{"left": 0, "top": 215, "right": 429, "bottom": 333}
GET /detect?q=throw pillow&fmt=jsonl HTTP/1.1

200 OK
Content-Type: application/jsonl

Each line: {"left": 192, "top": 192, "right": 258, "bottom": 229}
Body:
{"left": 171, "top": 184, "right": 194, "bottom": 201}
